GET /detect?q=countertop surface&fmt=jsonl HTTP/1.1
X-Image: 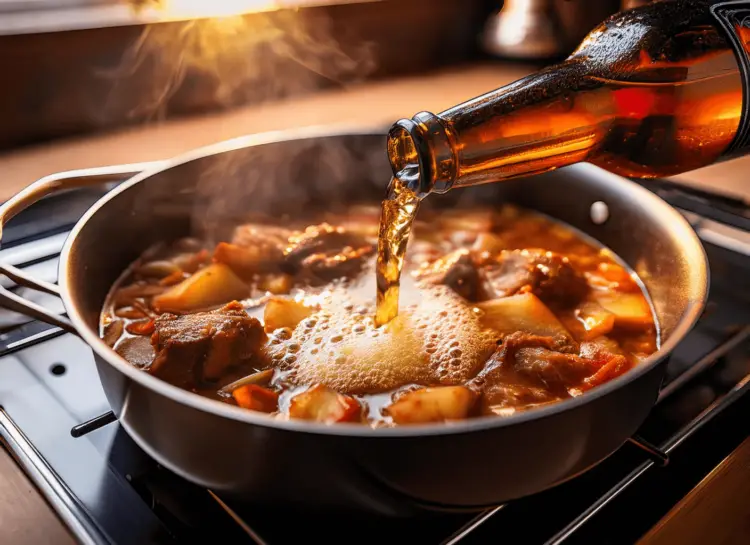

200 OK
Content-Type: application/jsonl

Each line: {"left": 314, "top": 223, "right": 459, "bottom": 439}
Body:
{"left": 0, "top": 62, "right": 749, "bottom": 544}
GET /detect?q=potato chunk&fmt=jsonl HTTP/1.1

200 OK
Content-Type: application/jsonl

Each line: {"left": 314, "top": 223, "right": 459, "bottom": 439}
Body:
{"left": 288, "top": 385, "right": 361, "bottom": 423}
{"left": 414, "top": 249, "right": 482, "bottom": 301}
{"left": 594, "top": 292, "right": 653, "bottom": 331}
{"left": 385, "top": 386, "right": 477, "bottom": 424}
{"left": 259, "top": 274, "right": 294, "bottom": 295}
{"left": 573, "top": 301, "right": 615, "bottom": 340}
{"left": 476, "top": 293, "right": 573, "bottom": 342}
{"left": 153, "top": 263, "right": 249, "bottom": 313}
{"left": 263, "top": 297, "right": 316, "bottom": 333}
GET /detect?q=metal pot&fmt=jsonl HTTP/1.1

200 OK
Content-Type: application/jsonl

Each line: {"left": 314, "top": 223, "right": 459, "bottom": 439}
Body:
{"left": 0, "top": 126, "right": 708, "bottom": 516}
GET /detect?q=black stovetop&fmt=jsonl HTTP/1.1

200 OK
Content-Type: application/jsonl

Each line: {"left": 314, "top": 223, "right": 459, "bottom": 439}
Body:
{"left": 1, "top": 175, "right": 749, "bottom": 545}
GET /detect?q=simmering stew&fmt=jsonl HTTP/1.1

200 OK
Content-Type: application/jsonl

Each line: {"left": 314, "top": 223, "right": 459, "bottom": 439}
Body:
{"left": 101, "top": 204, "right": 658, "bottom": 426}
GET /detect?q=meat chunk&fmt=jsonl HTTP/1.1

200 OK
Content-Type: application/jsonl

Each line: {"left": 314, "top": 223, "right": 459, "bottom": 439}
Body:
{"left": 217, "top": 224, "right": 293, "bottom": 278}
{"left": 578, "top": 337, "right": 631, "bottom": 390}
{"left": 579, "top": 336, "right": 625, "bottom": 360}
{"left": 472, "top": 333, "right": 563, "bottom": 386}
{"left": 413, "top": 249, "right": 483, "bottom": 301}
{"left": 283, "top": 223, "right": 374, "bottom": 282}
{"left": 213, "top": 243, "right": 281, "bottom": 278}
{"left": 150, "top": 301, "right": 267, "bottom": 387}
{"left": 513, "top": 347, "right": 597, "bottom": 392}
{"left": 474, "top": 332, "right": 629, "bottom": 408}
{"left": 482, "top": 249, "right": 588, "bottom": 307}
{"left": 470, "top": 333, "right": 565, "bottom": 410}
{"left": 481, "top": 381, "right": 562, "bottom": 414}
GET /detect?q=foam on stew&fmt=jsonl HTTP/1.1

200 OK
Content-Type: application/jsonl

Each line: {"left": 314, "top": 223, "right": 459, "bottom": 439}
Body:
{"left": 269, "top": 285, "right": 495, "bottom": 395}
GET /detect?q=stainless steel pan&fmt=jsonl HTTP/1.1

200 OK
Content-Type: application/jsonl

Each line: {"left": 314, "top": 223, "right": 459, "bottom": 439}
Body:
{"left": 0, "top": 126, "right": 708, "bottom": 516}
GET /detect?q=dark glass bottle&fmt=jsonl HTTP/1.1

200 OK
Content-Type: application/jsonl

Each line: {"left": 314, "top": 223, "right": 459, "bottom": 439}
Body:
{"left": 387, "top": 0, "right": 750, "bottom": 196}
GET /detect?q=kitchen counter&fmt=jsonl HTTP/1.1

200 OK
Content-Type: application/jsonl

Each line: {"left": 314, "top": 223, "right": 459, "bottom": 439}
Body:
{"left": 638, "top": 435, "right": 750, "bottom": 545}
{"left": 0, "top": 62, "right": 749, "bottom": 543}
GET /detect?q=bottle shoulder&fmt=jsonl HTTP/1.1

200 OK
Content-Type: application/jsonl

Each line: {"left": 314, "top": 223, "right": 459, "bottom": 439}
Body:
{"left": 570, "top": 0, "right": 730, "bottom": 83}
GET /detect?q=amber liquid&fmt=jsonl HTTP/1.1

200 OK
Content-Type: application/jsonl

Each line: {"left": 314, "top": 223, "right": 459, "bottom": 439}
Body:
{"left": 427, "top": 51, "right": 743, "bottom": 191}
{"left": 374, "top": 176, "right": 421, "bottom": 326}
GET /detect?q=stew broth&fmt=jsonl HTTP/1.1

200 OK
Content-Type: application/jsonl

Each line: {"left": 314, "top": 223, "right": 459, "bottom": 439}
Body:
{"left": 100, "top": 203, "right": 658, "bottom": 427}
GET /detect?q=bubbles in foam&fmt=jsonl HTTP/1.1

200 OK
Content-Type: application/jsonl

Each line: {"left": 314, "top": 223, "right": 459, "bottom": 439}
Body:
{"left": 302, "top": 318, "right": 317, "bottom": 329}
{"left": 275, "top": 328, "right": 292, "bottom": 340}
{"left": 274, "top": 285, "right": 495, "bottom": 395}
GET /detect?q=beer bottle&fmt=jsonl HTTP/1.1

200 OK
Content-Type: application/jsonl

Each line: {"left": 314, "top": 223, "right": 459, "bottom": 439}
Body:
{"left": 387, "top": 0, "right": 750, "bottom": 196}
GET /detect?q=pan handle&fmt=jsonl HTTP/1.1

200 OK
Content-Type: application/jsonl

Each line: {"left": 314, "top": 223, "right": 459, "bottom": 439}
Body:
{"left": 0, "top": 161, "right": 167, "bottom": 335}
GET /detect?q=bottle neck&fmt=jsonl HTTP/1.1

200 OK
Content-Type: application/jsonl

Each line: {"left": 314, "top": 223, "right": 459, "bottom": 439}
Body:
{"left": 387, "top": 65, "right": 598, "bottom": 195}
{"left": 387, "top": 112, "right": 458, "bottom": 197}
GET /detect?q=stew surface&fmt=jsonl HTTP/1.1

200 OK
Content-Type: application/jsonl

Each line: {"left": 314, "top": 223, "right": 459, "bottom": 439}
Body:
{"left": 100, "top": 204, "right": 658, "bottom": 426}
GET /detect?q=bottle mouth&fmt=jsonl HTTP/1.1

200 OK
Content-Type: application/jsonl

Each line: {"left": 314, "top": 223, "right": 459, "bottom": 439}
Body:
{"left": 386, "top": 112, "right": 457, "bottom": 197}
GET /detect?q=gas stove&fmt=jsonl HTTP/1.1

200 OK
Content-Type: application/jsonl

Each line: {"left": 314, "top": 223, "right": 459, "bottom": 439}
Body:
{"left": 1, "top": 172, "right": 749, "bottom": 545}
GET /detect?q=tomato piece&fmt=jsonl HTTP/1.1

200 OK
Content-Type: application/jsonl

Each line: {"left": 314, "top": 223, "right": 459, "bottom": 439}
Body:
{"left": 288, "top": 385, "right": 361, "bottom": 423}
{"left": 232, "top": 385, "right": 280, "bottom": 413}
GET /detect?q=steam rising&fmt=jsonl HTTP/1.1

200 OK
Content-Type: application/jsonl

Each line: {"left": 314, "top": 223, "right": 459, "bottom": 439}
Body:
{"left": 189, "top": 133, "right": 389, "bottom": 245}
{"left": 107, "top": 2, "right": 383, "bottom": 257}
{"left": 106, "top": 1, "right": 377, "bottom": 120}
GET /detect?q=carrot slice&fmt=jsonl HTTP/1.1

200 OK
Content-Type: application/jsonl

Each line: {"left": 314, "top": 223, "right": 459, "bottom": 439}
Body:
{"left": 232, "top": 385, "right": 280, "bottom": 413}
{"left": 582, "top": 355, "right": 631, "bottom": 390}
{"left": 125, "top": 318, "right": 155, "bottom": 336}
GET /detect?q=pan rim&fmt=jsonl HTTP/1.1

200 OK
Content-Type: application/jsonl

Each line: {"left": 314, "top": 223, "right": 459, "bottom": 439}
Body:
{"left": 58, "top": 123, "right": 709, "bottom": 438}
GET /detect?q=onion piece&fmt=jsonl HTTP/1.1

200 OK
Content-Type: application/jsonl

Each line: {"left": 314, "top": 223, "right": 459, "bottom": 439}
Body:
{"left": 220, "top": 368, "right": 275, "bottom": 394}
